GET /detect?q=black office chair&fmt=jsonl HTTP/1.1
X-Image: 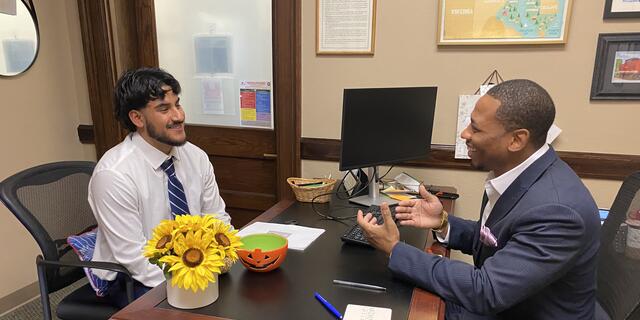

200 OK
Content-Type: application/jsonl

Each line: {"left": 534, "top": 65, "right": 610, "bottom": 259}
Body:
{"left": 597, "top": 171, "right": 640, "bottom": 320}
{"left": 0, "top": 161, "right": 132, "bottom": 320}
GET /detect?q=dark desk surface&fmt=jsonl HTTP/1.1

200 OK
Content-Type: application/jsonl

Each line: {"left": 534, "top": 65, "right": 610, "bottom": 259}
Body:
{"left": 111, "top": 190, "right": 455, "bottom": 320}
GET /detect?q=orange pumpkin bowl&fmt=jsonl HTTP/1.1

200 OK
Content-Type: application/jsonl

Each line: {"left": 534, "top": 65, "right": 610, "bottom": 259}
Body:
{"left": 238, "top": 233, "right": 288, "bottom": 272}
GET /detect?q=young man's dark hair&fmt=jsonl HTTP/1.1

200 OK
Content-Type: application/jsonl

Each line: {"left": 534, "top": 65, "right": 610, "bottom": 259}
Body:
{"left": 486, "top": 79, "right": 555, "bottom": 148}
{"left": 113, "top": 67, "right": 182, "bottom": 132}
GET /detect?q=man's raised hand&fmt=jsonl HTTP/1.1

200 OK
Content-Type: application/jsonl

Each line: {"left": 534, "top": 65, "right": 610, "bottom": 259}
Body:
{"left": 394, "top": 184, "right": 444, "bottom": 229}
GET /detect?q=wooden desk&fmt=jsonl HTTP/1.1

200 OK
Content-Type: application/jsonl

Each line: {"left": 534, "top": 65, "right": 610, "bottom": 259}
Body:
{"left": 111, "top": 191, "right": 455, "bottom": 320}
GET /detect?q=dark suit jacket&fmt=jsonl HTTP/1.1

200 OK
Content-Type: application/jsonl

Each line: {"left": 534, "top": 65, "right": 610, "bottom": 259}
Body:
{"left": 389, "top": 147, "right": 600, "bottom": 319}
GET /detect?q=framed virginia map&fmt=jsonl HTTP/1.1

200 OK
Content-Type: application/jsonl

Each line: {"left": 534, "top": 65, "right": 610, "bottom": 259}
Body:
{"left": 437, "top": 0, "right": 573, "bottom": 45}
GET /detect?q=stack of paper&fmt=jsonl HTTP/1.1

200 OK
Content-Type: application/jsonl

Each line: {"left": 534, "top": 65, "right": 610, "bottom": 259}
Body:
{"left": 237, "top": 222, "right": 325, "bottom": 251}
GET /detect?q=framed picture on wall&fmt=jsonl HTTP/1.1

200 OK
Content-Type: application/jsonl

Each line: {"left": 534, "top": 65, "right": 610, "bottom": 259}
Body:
{"left": 437, "top": 0, "right": 573, "bottom": 45}
{"left": 590, "top": 33, "right": 640, "bottom": 100}
{"left": 604, "top": 0, "right": 640, "bottom": 19}
{"left": 316, "top": 0, "right": 376, "bottom": 54}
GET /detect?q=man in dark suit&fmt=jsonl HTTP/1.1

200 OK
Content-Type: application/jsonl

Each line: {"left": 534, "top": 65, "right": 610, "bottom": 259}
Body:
{"left": 357, "top": 79, "right": 600, "bottom": 319}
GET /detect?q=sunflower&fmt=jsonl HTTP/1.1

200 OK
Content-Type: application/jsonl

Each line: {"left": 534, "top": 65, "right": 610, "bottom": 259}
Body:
{"left": 207, "top": 218, "right": 243, "bottom": 261}
{"left": 159, "top": 230, "right": 225, "bottom": 292}
{"left": 143, "top": 219, "right": 178, "bottom": 259}
{"left": 173, "top": 214, "right": 216, "bottom": 234}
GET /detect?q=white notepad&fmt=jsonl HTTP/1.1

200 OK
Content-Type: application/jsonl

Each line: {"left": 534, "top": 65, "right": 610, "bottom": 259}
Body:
{"left": 343, "top": 304, "right": 392, "bottom": 320}
{"left": 237, "top": 222, "right": 325, "bottom": 250}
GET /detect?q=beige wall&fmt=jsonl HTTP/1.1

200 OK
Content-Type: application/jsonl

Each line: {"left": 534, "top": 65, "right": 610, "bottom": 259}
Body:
{"left": 0, "top": 0, "right": 94, "bottom": 300}
{"left": 301, "top": 1, "right": 639, "bottom": 262}
{"left": 1, "top": 0, "right": 638, "bottom": 305}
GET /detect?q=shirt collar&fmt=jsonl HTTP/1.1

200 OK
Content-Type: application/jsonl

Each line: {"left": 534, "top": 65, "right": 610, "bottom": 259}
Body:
{"left": 486, "top": 143, "right": 550, "bottom": 197}
{"left": 131, "top": 132, "right": 180, "bottom": 170}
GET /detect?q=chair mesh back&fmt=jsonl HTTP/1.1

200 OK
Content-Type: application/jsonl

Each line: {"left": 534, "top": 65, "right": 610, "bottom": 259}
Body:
{"left": 16, "top": 173, "right": 96, "bottom": 243}
{"left": 0, "top": 162, "right": 97, "bottom": 293}
{"left": 598, "top": 172, "right": 640, "bottom": 320}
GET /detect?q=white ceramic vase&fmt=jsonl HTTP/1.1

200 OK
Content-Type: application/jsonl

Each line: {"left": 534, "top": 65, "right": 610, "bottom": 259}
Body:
{"left": 166, "top": 274, "right": 219, "bottom": 309}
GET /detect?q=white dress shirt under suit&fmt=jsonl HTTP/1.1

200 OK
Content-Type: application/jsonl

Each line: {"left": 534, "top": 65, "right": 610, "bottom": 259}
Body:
{"left": 438, "top": 144, "right": 549, "bottom": 243}
{"left": 89, "top": 132, "right": 231, "bottom": 287}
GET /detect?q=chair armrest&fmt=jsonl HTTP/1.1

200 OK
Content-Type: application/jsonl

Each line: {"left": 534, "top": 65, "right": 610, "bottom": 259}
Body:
{"left": 36, "top": 255, "right": 135, "bottom": 303}
{"left": 37, "top": 257, "right": 131, "bottom": 276}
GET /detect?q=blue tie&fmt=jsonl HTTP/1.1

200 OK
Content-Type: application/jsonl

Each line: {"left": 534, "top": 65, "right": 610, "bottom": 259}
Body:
{"left": 161, "top": 158, "right": 190, "bottom": 217}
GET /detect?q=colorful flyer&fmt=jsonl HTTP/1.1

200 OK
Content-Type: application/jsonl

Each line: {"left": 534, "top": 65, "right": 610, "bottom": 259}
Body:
{"left": 240, "top": 81, "right": 272, "bottom": 128}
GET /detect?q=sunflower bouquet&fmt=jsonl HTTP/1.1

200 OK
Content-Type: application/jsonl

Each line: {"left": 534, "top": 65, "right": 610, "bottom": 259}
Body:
{"left": 143, "top": 215, "right": 242, "bottom": 292}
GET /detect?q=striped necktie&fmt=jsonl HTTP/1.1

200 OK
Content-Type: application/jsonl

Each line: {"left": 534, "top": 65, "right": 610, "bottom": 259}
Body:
{"left": 160, "top": 158, "right": 190, "bottom": 217}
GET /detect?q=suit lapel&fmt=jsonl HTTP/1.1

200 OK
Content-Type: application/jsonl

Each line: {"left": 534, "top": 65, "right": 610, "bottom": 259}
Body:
{"left": 480, "top": 191, "right": 489, "bottom": 216}
{"left": 473, "top": 192, "right": 489, "bottom": 264}
{"left": 484, "top": 147, "right": 559, "bottom": 229}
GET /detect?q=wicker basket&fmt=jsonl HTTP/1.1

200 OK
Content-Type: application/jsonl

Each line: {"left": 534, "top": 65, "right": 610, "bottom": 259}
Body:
{"left": 287, "top": 177, "right": 337, "bottom": 203}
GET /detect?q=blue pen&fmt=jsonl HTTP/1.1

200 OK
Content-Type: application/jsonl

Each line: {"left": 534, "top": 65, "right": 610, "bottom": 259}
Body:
{"left": 314, "top": 292, "right": 343, "bottom": 319}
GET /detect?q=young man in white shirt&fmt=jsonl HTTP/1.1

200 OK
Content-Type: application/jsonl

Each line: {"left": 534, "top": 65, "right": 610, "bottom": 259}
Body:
{"left": 357, "top": 79, "right": 599, "bottom": 319}
{"left": 89, "top": 67, "right": 231, "bottom": 308}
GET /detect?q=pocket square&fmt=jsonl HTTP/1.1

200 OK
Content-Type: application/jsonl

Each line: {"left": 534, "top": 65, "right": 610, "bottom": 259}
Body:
{"left": 480, "top": 225, "right": 498, "bottom": 247}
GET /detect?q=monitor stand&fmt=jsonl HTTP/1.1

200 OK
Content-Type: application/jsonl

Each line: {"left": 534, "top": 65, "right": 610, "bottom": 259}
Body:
{"left": 348, "top": 166, "right": 398, "bottom": 207}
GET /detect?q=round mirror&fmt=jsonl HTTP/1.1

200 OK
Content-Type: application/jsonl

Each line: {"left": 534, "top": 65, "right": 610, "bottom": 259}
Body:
{"left": 0, "top": 0, "right": 39, "bottom": 77}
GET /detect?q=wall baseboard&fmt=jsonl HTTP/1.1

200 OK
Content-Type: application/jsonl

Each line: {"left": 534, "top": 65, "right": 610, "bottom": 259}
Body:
{"left": 0, "top": 281, "right": 39, "bottom": 316}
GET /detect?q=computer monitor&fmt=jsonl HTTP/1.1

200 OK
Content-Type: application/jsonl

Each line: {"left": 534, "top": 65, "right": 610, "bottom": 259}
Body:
{"left": 339, "top": 86, "right": 437, "bottom": 206}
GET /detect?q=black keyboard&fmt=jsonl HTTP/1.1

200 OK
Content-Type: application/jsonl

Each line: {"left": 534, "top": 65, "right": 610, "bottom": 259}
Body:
{"left": 341, "top": 205, "right": 397, "bottom": 246}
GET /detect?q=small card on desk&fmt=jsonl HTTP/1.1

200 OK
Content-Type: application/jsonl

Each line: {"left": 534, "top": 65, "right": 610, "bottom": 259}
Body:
{"left": 343, "top": 304, "right": 392, "bottom": 320}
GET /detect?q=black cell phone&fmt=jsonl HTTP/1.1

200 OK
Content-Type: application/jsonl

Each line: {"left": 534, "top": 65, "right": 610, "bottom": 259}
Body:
{"left": 428, "top": 189, "right": 460, "bottom": 200}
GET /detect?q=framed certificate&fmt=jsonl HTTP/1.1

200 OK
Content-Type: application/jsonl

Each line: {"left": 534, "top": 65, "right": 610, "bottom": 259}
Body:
{"left": 316, "top": 0, "right": 376, "bottom": 54}
{"left": 604, "top": 0, "right": 640, "bottom": 19}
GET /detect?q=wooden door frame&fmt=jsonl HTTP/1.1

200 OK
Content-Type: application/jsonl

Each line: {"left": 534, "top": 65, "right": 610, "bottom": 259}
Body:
{"left": 77, "top": 0, "right": 300, "bottom": 200}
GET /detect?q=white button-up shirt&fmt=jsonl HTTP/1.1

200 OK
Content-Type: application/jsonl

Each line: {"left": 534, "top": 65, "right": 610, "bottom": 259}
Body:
{"left": 438, "top": 144, "right": 549, "bottom": 243}
{"left": 89, "top": 132, "right": 230, "bottom": 287}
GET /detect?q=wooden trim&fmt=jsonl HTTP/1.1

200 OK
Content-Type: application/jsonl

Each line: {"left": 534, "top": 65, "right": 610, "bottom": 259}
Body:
{"left": 185, "top": 126, "right": 275, "bottom": 159}
{"left": 111, "top": 283, "right": 165, "bottom": 320}
{"left": 115, "top": 307, "right": 229, "bottom": 320}
{"left": 300, "top": 137, "right": 640, "bottom": 180}
{"left": 134, "top": 0, "right": 158, "bottom": 67}
{"left": 77, "top": 0, "right": 123, "bottom": 158}
{"left": 78, "top": 0, "right": 151, "bottom": 158}
{"left": 408, "top": 193, "right": 454, "bottom": 320}
{"left": 220, "top": 190, "right": 277, "bottom": 211}
{"left": 273, "top": 0, "right": 302, "bottom": 201}
{"left": 75, "top": 130, "right": 640, "bottom": 180}
{"left": 75, "top": 131, "right": 640, "bottom": 180}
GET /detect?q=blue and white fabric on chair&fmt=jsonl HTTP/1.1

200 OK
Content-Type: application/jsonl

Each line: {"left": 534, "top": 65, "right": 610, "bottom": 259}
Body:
{"left": 67, "top": 229, "right": 111, "bottom": 296}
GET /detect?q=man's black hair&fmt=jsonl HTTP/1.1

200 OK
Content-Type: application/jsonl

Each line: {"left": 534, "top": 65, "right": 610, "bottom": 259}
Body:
{"left": 113, "top": 67, "right": 181, "bottom": 132}
{"left": 486, "top": 79, "right": 555, "bottom": 148}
